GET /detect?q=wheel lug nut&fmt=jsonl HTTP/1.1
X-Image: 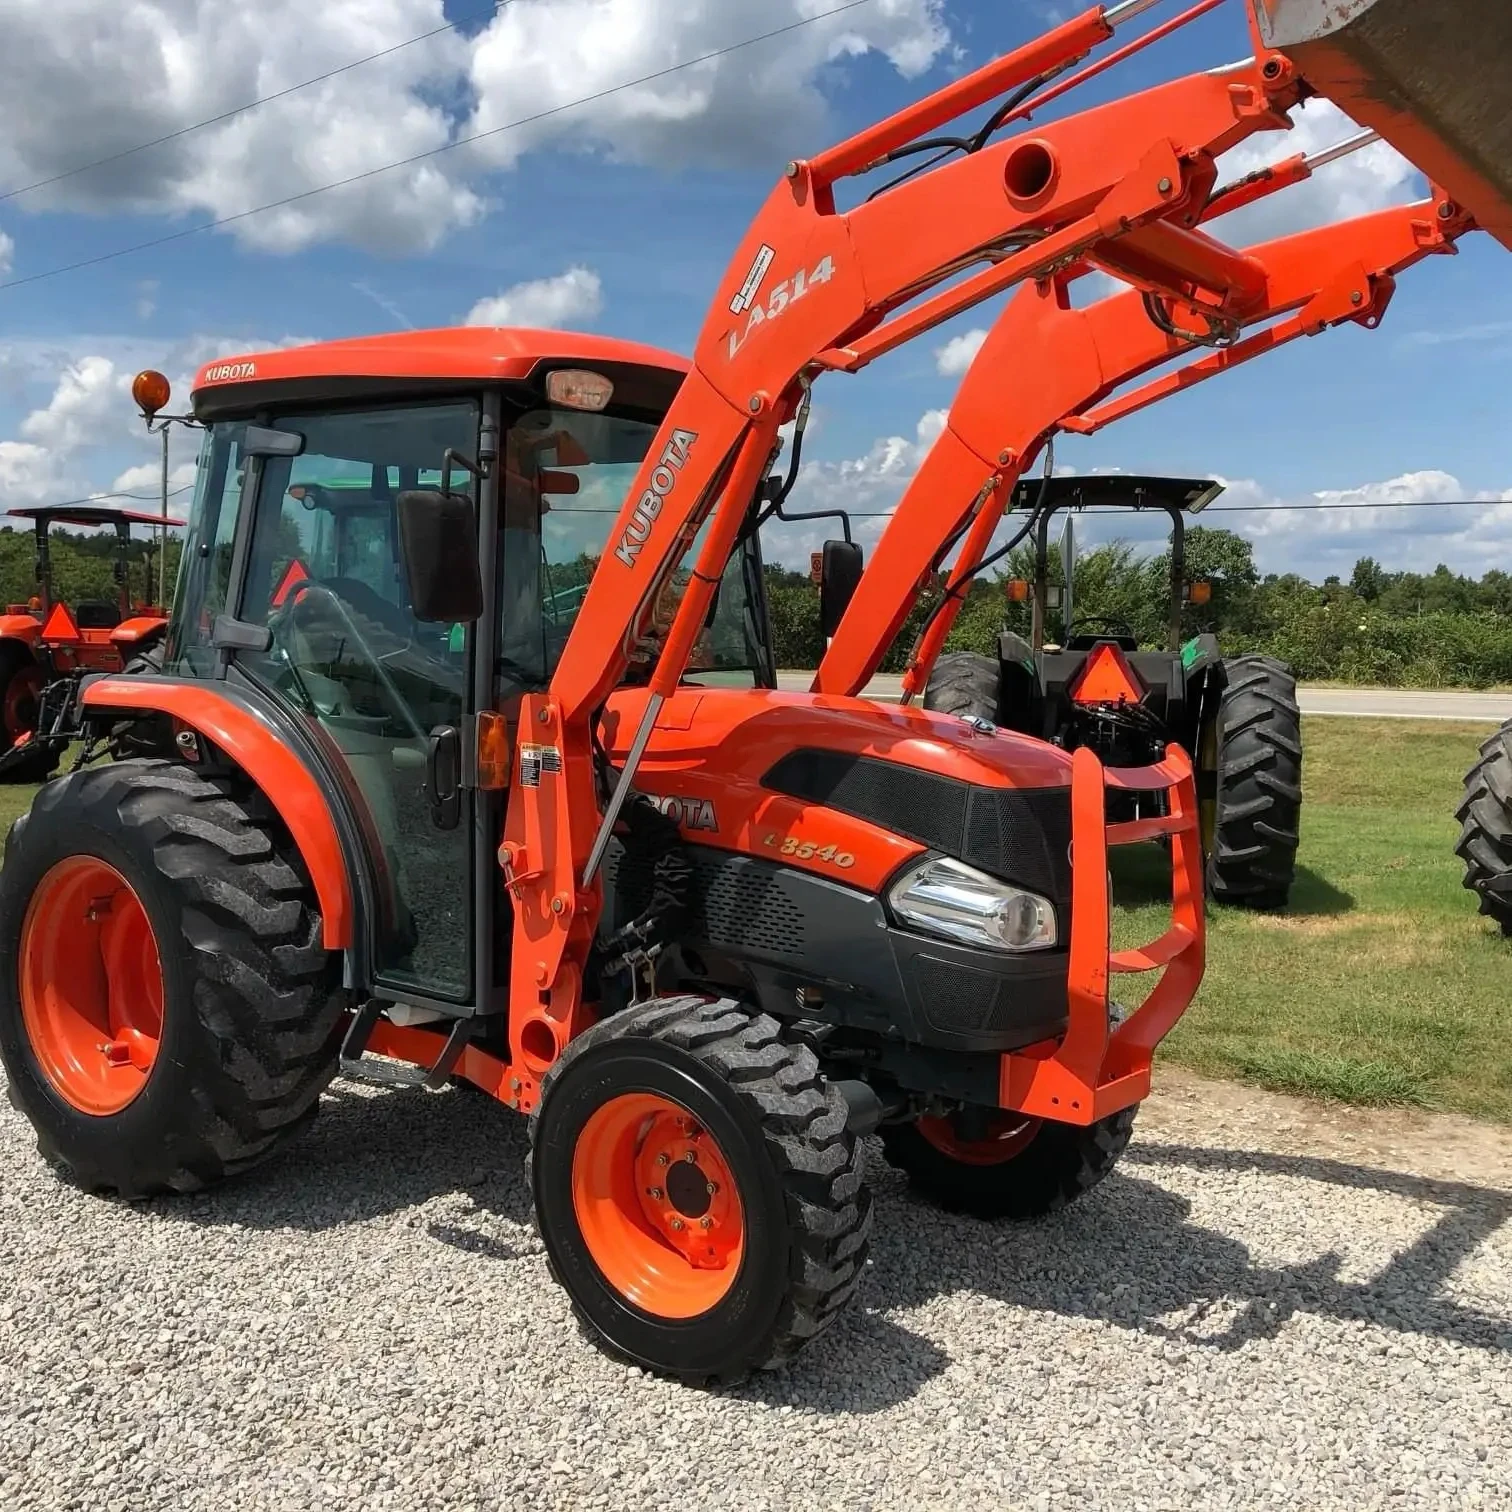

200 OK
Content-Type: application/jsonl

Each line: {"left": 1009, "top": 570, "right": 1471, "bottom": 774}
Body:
{"left": 683, "top": 1151, "right": 697, "bottom": 1164}
{"left": 647, "top": 1187, "right": 663, "bottom": 1200}
{"left": 656, "top": 1153, "right": 669, "bottom": 1167}
{"left": 705, "top": 1181, "right": 717, "bottom": 1195}
{"left": 670, "top": 1218, "right": 684, "bottom": 1231}
{"left": 700, "top": 1217, "right": 712, "bottom": 1230}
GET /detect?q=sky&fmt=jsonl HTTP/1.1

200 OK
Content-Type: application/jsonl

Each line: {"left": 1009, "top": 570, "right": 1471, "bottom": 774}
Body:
{"left": 0, "top": 0, "right": 1508, "bottom": 585}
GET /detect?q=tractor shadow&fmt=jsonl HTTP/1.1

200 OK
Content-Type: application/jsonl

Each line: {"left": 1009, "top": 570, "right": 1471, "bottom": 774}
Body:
{"left": 1111, "top": 845, "right": 1354, "bottom": 918}
{"left": 154, "top": 1078, "right": 536, "bottom": 1254}
{"left": 750, "top": 1138, "right": 1511, "bottom": 1414}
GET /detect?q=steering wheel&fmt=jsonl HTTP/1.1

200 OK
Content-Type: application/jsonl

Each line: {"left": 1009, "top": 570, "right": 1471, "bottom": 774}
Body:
{"left": 280, "top": 580, "right": 427, "bottom": 738}
{"left": 1064, "top": 615, "right": 1137, "bottom": 641}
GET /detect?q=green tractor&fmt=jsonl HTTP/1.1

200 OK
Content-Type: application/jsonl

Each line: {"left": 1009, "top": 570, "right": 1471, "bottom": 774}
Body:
{"left": 922, "top": 475, "right": 1303, "bottom": 909}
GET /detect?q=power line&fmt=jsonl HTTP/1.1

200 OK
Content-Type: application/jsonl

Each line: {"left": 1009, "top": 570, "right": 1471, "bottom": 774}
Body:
{"left": 0, "top": 0, "right": 875, "bottom": 294}
{"left": 0, "top": 3, "right": 513, "bottom": 206}
{"left": 788, "top": 498, "right": 1512, "bottom": 518}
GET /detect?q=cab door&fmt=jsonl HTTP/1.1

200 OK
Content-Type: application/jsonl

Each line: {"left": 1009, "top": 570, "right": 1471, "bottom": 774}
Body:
{"left": 228, "top": 400, "right": 483, "bottom": 1005}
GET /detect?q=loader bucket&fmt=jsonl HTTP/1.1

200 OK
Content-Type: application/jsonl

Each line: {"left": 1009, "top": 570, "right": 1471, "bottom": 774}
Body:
{"left": 1254, "top": 0, "right": 1512, "bottom": 250}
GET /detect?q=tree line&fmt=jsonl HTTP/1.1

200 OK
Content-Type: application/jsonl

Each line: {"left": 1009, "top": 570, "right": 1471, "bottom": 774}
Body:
{"left": 763, "top": 525, "right": 1512, "bottom": 686}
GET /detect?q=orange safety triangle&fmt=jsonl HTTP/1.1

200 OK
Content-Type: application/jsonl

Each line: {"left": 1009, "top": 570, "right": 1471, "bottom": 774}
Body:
{"left": 40, "top": 601, "right": 79, "bottom": 643}
{"left": 1070, "top": 642, "right": 1143, "bottom": 706}
{"left": 271, "top": 558, "right": 309, "bottom": 608}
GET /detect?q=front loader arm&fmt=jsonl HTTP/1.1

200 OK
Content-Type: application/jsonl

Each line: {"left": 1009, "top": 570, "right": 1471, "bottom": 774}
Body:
{"left": 495, "top": 3, "right": 1315, "bottom": 1091}
{"left": 816, "top": 189, "right": 1474, "bottom": 700}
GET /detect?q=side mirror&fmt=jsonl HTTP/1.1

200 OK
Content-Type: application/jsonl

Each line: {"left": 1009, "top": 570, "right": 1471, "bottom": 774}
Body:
{"left": 396, "top": 490, "right": 483, "bottom": 623}
{"left": 242, "top": 425, "right": 305, "bottom": 458}
{"left": 819, "top": 539, "right": 864, "bottom": 639}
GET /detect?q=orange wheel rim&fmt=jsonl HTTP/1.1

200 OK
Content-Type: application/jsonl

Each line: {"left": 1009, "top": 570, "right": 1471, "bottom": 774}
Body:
{"left": 916, "top": 1112, "right": 1042, "bottom": 1166}
{"left": 572, "top": 1092, "right": 744, "bottom": 1319}
{"left": 19, "top": 857, "right": 165, "bottom": 1115}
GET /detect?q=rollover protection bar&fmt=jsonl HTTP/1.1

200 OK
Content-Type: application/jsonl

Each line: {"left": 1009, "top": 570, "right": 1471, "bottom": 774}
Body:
{"left": 998, "top": 744, "right": 1205, "bottom": 1124}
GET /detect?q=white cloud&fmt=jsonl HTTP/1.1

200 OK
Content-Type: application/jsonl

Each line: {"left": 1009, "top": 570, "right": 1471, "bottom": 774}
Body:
{"left": 109, "top": 460, "right": 198, "bottom": 497}
{"left": 935, "top": 329, "right": 986, "bottom": 377}
{"left": 0, "top": 440, "right": 66, "bottom": 507}
{"left": 19, "top": 356, "right": 126, "bottom": 451}
{"left": 464, "top": 266, "right": 603, "bottom": 329}
{"left": 135, "top": 280, "right": 158, "bottom": 321}
{"left": 761, "top": 406, "right": 1512, "bottom": 582}
{"left": 0, "top": 0, "right": 951, "bottom": 257}
{"left": 0, "top": 230, "right": 13, "bottom": 276}
{"left": 1208, "top": 98, "right": 1420, "bottom": 244}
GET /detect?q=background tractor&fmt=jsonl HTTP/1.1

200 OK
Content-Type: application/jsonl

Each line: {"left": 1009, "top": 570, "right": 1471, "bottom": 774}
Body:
{"left": 922, "top": 476, "right": 1302, "bottom": 908}
{"left": 0, "top": 504, "right": 180, "bottom": 782}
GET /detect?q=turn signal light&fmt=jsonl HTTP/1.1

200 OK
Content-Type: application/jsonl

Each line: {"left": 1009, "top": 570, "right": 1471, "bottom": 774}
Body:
{"left": 1005, "top": 578, "right": 1030, "bottom": 602}
{"left": 477, "top": 711, "right": 512, "bottom": 790}
{"left": 1187, "top": 579, "right": 1212, "bottom": 605}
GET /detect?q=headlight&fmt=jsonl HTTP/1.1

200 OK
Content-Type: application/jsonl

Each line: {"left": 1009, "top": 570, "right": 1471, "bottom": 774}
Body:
{"left": 887, "top": 855, "right": 1057, "bottom": 952}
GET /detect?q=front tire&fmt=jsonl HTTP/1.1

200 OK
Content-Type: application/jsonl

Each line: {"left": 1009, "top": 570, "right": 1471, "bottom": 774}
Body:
{"left": 529, "top": 996, "right": 871, "bottom": 1385}
{"left": 1204, "top": 654, "right": 1303, "bottom": 909}
{"left": 0, "top": 759, "right": 347, "bottom": 1197}
{"left": 881, "top": 1105, "right": 1136, "bottom": 1221}
{"left": 1455, "top": 721, "right": 1512, "bottom": 933}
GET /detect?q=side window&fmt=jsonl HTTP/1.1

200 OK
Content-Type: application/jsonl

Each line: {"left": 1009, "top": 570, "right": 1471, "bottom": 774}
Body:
{"left": 164, "top": 424, "right": 244, "bottom": 675}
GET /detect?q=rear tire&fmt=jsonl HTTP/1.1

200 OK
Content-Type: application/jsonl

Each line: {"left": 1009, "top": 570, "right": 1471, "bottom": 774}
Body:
{"left": 1455, "top": 721, "right": 1512, "bottom": 933}
{"left": 1205, "top": 654, "right": 1302, "bottom": 909}
{"left": 0, "top": 759, "right": 347, "bottom": 1197}
{"left": 0, "top": 643, "right": 58, "bottom": 785}
{"left": 921, "top": 650, "right": 1001, "bottom": 724}
{"left": 529, "top": 996, "right": 871, "bottom": 1385}
{"left": 881, "top": 1105, "right": 1137, "bottom": 1221}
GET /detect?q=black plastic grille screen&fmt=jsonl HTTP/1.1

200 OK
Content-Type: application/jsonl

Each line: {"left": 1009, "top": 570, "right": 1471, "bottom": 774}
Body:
{"left": 604, "top": 845, "right": 805, "bottom": 956}
{"left": 762, "top": 749, "right": 1072, "bottom": 911}
{"left": 911, "top": 955, "right": 1009, "bottom": 1035}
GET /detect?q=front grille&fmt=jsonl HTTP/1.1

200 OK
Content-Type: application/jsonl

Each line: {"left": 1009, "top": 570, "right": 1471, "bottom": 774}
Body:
{"left": 762, "top": 749, "right": 969, "bottom": 854}
{"left": 604, "top": 845, "right": 805, "bottom": 957}
{"left": 962, "top": 787, "right": 1072, "bottom": 908}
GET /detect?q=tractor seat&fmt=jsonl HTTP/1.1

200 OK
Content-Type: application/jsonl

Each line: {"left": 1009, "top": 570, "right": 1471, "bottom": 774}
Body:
{"left": 73, "top": 600, "right": 122, "bottom": 630}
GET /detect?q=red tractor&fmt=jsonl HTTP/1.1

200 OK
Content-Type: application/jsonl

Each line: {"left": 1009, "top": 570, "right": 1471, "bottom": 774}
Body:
{"left": 0, "top": 505, "right": 181, "bottom": 781}
{"left": 0, "top": 0, "right": 1504, "bottom": 1385}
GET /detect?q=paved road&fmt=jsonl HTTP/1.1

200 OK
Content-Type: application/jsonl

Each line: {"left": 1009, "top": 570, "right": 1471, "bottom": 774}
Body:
{"left": 775, "top": 672, "right": 1512, "bottom": 723}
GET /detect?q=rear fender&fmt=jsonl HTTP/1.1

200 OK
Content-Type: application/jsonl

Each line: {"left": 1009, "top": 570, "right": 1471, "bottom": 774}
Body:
{"left": 78, "top": 677, "right": 353, "bottom": 948}
{"left": 0, "top": 618, "right": 42, "bottom": 649}
{"left": 109, "top": 616, "right": 168, "bottom": 650}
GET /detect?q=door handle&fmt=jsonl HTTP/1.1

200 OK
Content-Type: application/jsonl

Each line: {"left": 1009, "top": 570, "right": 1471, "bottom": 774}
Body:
{"left": 426, "top": 724, "right": 462, "bottom": 830}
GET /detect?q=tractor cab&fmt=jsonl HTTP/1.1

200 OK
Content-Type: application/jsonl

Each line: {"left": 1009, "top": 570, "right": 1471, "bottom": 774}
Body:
{"left": 145, "top": 333, "right": 775, "bottom": 1004}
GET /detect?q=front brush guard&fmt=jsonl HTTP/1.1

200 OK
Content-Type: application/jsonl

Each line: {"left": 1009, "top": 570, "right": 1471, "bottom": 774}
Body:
{"left": 998, "top": 743, "right": 1205, "bottom": 1124}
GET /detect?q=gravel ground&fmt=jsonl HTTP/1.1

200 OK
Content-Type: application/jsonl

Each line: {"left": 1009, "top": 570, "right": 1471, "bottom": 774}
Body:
{"left": 2, "top": 1068, "right": 1509, "bottom": 1512}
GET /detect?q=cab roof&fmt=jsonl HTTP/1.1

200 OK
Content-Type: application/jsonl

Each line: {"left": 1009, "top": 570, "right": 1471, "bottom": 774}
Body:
{"left": 190, "top": 326, "right": 691, "bottom": 421}
{"left": 1007, "top": 475, "right": 1225, "bottom": 513}
{"left": 8, "top": 505, "right": 187, "bottom": 529}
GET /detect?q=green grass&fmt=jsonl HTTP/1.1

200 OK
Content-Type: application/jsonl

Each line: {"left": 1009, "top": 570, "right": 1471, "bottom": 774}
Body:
{"left": 1115, "top": 717, "right": 1512, "bottom": 1122}
{"left": 7, "top": 718, "right": 1511, "bottom": 1122}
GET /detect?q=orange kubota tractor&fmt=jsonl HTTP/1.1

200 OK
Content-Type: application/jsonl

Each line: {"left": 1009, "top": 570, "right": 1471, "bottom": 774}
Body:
{"left": 0, "top": 505, "right": 181, "bottom": 782}
{"left": 0, "top": 0, "right": 1506, "bottom": 1385}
